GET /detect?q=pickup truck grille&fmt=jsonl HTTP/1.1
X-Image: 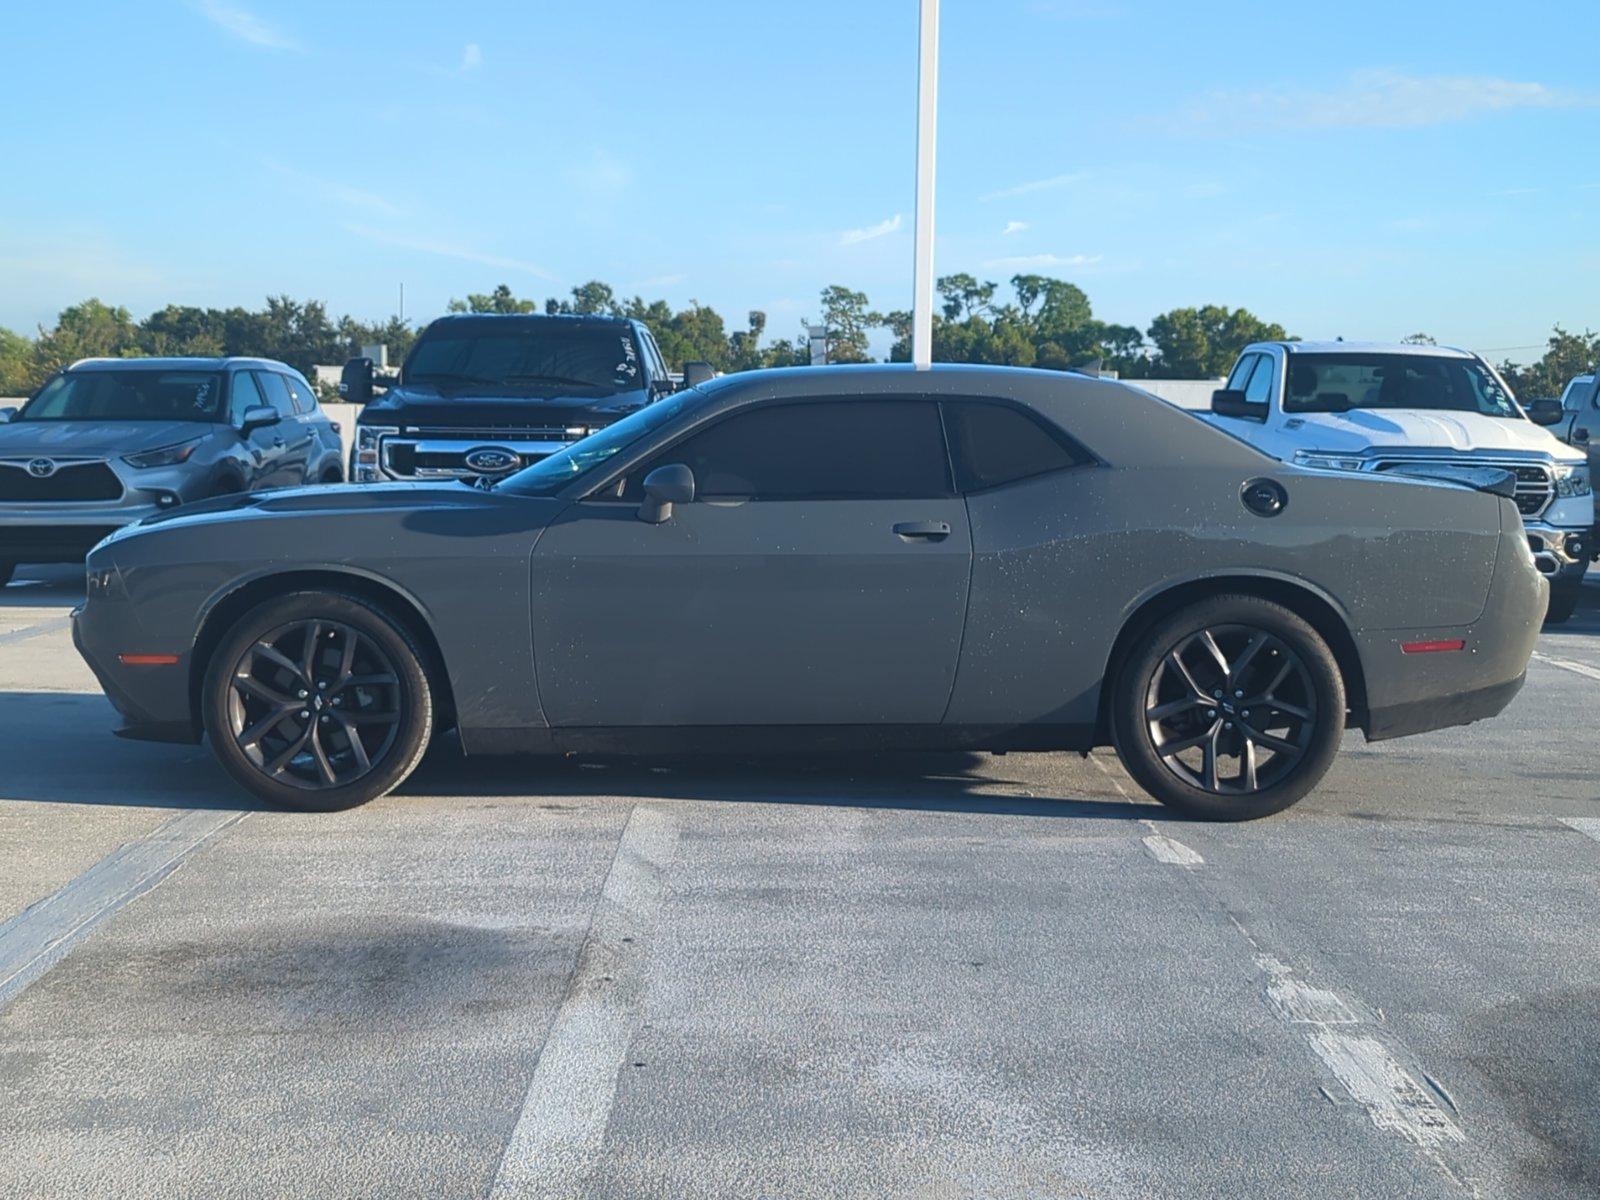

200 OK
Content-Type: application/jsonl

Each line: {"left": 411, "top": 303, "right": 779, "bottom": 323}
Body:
{"left": 0, "top": 459, "right": 124, "bottom": 502}
{"left": 381, "top": 428, "right": 590, "bottom": 479}
{"left": 1369, "top": 458, "right": 1553, "bottom": 519}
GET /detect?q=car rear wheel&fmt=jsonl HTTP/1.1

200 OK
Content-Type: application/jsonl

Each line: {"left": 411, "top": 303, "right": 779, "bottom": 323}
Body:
{"left": 1111, "top": 595, "right": 1345, "bottom": 821}
{"left": 202, "top": 591, "right": 433, "bottom": 811}
{"left": 1544, "top": 579, "right": 1581, "bottom": 625}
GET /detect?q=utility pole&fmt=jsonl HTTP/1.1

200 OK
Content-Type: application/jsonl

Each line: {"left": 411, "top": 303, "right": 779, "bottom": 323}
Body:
{"left": 911, "top": 0, "right": 939, "bottom": 368}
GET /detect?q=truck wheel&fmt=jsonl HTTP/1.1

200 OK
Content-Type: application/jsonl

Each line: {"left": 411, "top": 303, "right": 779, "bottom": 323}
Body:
{"left": 1111, "top": 595, "right": 1346, "bottom": 821}
{"left": 202, "top": 591, "right": 434, "bottom": 811}
{"left": 1545, "top": 579, "right": 1582, "bottom": 625}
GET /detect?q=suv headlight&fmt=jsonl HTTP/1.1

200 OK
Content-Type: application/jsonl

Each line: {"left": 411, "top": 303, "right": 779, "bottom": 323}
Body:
{"left": 353, "top": 424, "right": 398, "bottom": 482}
{"left": 1554, "top": 463, "right": 1592, "bottom": 498}
{"left": 123, "top": 437, "right": 205, "bottom": 469}
{"left": 1292, "top": 449, "right": 1368, "bottom": 473}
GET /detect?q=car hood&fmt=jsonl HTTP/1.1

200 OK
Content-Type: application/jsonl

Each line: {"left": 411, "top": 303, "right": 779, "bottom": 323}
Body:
{"left": 0, "top": 420, "right": 215, "bottom": 458}
{"left": 1284, "top": 408, "right": 1583, "bottom": 460}
{"left": 358, "top": 384, "right": 650, "bottom": 429}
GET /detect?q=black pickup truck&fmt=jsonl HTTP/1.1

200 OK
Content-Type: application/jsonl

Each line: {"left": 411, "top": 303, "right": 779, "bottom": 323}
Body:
{"left": 340, "top": 313, "right": 708, "bottom": 484}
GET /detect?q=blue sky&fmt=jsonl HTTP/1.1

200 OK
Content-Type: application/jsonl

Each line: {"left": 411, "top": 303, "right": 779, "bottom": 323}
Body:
{"left": 3, "top": 0, "right": 1597, "bottom": 362}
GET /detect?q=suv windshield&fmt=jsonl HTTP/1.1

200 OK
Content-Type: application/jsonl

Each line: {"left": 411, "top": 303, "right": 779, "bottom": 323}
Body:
{"left": 19, "top": 370, "right": 226, "bottom": 422}
{"left": 405, "top": 324, "right": 643, "bottom": 395}
{"left": 497, "top": 390, "right": 699, "bottom": 497}
{"left": 1284, "top": 354, "right": 1519, "bottom": 418}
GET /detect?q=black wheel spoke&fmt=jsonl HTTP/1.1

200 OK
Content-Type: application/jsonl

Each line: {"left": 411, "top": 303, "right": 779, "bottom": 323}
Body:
{"left": 1196, "top": 630, "right": 1231, "bottom": 679}
{"left": 226, "top": 617, "right": 403, "bottom": 792}
{"left": 1149, "top": 695, "right": 1205, "bottom": 721}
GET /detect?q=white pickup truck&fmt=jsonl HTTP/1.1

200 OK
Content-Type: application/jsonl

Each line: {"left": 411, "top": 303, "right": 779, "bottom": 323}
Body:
{"left": 1202, "top": 341, "right": 1593, "bottom": 622}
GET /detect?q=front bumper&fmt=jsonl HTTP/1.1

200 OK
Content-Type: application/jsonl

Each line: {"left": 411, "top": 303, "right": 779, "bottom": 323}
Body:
{"left": 72, "top": 595, "right": 201, "bottom": 744}
{"left": 1525, "top": 521, "right": 1591, "bottom": 582}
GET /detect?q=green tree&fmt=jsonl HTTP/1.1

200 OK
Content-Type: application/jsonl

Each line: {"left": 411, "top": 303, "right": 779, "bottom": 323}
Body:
{"left": 819, "top": 285, "right": 877, "bottom": 363}
{"left": 1146, "top": 305, "right": 1289, "bottom": 377}
{"left": 448, "top": 284, "right": 537, "bottom": 314}
{"left": 0, "top": 327, "right": 37, "bottom": 395}
{"left": 1498, "top": 326, "right": 1600, "bottom": 400}
{"left": 32, "top": 299, "right": 142, "bottom": 378}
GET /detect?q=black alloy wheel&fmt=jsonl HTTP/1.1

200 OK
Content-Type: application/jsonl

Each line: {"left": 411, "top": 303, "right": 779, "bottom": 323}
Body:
{"left": 204, "top": 592, "right": 433, "bottom": 810}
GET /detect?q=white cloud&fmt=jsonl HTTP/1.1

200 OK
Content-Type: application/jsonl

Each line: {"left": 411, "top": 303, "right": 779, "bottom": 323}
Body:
{"left": 1184, "top": 69, "right": 1585, "bottom": 132}
{"left": 1001, "top": 220, "right": 1029, "bottom": 236}
{"left": 460, "top": 43, "right": 483, "bottom": 72}
{"left": 981, "top": 253, "right": 1101, "bottom": 271}
{"left": 343, "top": 224, "right": 557, "bottom": 280}
{"left": 194, "top": 0, "right": 301, "bottom": 52}
{"left": 265, "top": 160, "right": 402, "bottom": 217}
{"left": 979, "top": 173, "right": 1086, "bottom": 202}
{"left": 839, "top": 214, "right": 903, "bottom": 246}
{"left": 564, "top": 150, "right": 632, "bottom": 198}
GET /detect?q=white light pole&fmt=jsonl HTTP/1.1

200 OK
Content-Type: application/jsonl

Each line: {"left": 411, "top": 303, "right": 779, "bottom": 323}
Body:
{"left": 911, "top": 0, "right": 939, "bottom": 368}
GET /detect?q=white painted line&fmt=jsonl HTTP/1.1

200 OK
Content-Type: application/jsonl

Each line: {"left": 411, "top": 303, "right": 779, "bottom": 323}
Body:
{"left": 489, "top": 806, "right": 679, "bottom": 1199}
{"left": 1560, "top": 817, "right": 1600, "bottom": 845}
{"left": 1251, "top": 956, "right": 1463, "bottom": 1150}
{"left": 0, "top": 808, "right": 245, "bottom": 1011}
{"left": 0, "top": 614, "right": 72, "bottom": 648}
{"left": 1142, "top": 834, "right": 1204, "bottom": 867}
{"left": 1532, "top": 651, "right": 1600, "bottom": 684}
{"left": 1305, "top": 1030, "right": 1465, "bottom": 1149}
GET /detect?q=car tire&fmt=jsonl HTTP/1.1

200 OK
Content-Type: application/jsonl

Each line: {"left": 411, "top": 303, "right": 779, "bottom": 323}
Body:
{"left": 1544, "top": 579, "right": 1581, "bottom": 625}
{"left": 0, "top": 562, "right": 13, "bottom": 587}
{"left": 201, "top": 591, "right": 433, "bottom": 811}
{"left": 1111, "top": 594, "right": 1346, "bottom": 821}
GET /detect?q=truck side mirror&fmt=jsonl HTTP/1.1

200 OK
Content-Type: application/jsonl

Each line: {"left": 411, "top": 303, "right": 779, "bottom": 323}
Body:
{"left": 638, "top": 463, "right": 695, "bottom": 524}
{"left": 1525, "top": 397, "right": 1563, "bottom": 426}
{"left": 340, "top": 357, "right": 375, "bottom": 405}
{"left": 1212, "top": 388, "right": 1268, "bottom": 421}
{"left": 682, "top": 361, "right": 716, "bottom": 388}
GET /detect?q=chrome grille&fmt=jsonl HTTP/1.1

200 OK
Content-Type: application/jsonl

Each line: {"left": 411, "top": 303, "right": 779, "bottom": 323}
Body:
{"left": 1370, "top": 457, "right": 1553, "bottom": 518}
{"left": 381, "top": 432, "right": 582, "bottom": 479}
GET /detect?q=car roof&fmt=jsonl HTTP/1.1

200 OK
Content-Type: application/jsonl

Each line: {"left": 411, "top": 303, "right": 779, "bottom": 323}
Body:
{"left": 423, "top": 313, "right": 635, "bottom": 331}
{"left": 1248, "top": 340, "right": 1477, "bottom": 360}
{"left": 67, "top": 356, "right": 298, "bottom": 373}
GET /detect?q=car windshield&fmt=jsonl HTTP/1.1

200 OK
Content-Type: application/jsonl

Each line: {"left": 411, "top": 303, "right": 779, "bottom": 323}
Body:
{"left": 496, "top": 389, "right": 701, "bottom": 496}
{"left": 405, "top": 324, "right": 643, "bottom": 395}
{"left": 1283, "top": 353, "right": 1519, "bottom": 418}
{"left": 18, "top": 370, "right": 226, "bottom": 422}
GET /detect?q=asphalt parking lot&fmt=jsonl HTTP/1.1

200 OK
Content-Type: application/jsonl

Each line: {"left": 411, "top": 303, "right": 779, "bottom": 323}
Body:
{"left": 1, "top": 564, "right": 1597, "bottom": 1199}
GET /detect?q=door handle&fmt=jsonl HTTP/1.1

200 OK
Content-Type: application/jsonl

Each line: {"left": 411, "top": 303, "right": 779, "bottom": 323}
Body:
{"left": 893, "top": 520, "right": 951, "bottom": 541}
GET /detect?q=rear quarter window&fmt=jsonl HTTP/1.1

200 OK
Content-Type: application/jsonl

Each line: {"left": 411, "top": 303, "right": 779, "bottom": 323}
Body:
{"left": 941, "top": 400, "right": 1090, "bottom": 492}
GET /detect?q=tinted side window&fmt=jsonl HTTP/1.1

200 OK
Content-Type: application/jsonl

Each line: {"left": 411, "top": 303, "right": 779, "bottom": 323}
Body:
{"left": 283, "top": 373, "right": 318, "bottom": 414}
{"left": 943, "top": 401, "right": 1087, "bottom": 492}
{"left": 254, "top": 371, "right": 296, "bottom": 418}
{"left": 640, "top": 400, "right": 951, "bottom": 500}
{"left": 229, "top": 371, "right": 265, "bottom": 422}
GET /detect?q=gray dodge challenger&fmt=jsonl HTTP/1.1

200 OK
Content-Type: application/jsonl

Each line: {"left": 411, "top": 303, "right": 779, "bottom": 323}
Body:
{"left": 72, "top": 365, "right": 1545, "bottom": 820}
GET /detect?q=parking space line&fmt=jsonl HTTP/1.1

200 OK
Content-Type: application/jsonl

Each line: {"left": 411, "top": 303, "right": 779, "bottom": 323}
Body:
{"left": 0, "top": 615, "right": 72, "bottom": 648}
{"left": 0, "top": 807, "right": 245, "bottom": 1012}
{"left": 1531, "top": 651, "right": 1600, "bottom": 684}
{"left": 1560, "top": 817, "right": 1600, "bottom": 846}
{"left": 1141, "top": 828, "right": 1205, "bottom": 867}
{"left": 489, "top": 805, "right": 680, "bottom": 1200}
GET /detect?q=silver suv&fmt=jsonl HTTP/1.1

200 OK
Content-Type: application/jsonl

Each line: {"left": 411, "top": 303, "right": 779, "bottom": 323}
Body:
{"left": 0, "top": 357, "right": 344, "bottom": 586}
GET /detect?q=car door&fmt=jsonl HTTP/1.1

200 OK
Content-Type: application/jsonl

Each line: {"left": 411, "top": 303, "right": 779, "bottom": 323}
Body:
{"left": 530, "top": 397, "right": 973, "bottom": 727}
{"left": 227, "top": 370, "right": 283, "bottom": 488}
{"left": 1569, "top": 375, "right": 1599, "bottom": 479}
{"left": 253, "top": 371, "right": 313, "bottom": 485}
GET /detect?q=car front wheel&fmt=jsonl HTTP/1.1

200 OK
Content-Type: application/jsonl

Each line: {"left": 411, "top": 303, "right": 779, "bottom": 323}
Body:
{"left": 1111, "top": 595, "right": 1345, "bottom": 821}
{"left": 202, "top": 591, "right": 433, "bottom": 810}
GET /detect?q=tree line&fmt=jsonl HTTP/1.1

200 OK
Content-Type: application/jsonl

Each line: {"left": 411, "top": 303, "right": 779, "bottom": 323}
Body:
{"left": 1, "top": 278, "right": 1590, "bottom": 401}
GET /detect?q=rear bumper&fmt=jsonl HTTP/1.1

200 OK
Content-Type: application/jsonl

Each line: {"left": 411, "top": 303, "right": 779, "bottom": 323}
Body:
{"left": 1365, "top": 671, "right": 1525, "bottom": 742}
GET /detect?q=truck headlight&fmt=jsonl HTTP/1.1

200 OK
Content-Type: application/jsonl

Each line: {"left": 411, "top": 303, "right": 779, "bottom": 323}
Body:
{"left": 352, "top": 424, "right": 398, "bottom": 483}
{"left": 123, "top": 437, "right": 204, "bottom": 469}
{"left": 1554, "top": 463, "right": 1592, "bottom": 498}
{"left": 1292, "top": 450, "right": 1368, "bottom": 473}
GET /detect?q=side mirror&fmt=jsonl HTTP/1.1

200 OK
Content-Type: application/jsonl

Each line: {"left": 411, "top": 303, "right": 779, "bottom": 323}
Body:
{"left": 238, "top": 404, "right": 281, "bottom": 435}
{"left": 0, "top": 406, "right": 15, "bottom": 423}
{"left": 638, "top": 463, "right": 695, "bottom": 524}
{"left": 1212, "top": 388, "right": 1268, "bottom": 420}
{"left": 340, "top": 357, "right": 375, "bottom": 405}
{"left": 1525, "top": 397, "right": 1563, "bottom": 426}
{"left": 682, "top": 361, "right": 716, "bottom": 388}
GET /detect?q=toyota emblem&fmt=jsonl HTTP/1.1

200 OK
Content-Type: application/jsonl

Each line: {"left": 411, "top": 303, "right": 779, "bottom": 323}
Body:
{"left": 27, "top": 458, "right": 57, "bottom": 479}
{"left": 463, "top": 447, "right": 518, "bottom": 474}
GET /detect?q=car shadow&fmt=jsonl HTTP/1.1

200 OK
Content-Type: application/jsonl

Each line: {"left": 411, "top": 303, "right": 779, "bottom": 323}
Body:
{"left": 1549, "top": 577, "right": 1600, "bottom": 637}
